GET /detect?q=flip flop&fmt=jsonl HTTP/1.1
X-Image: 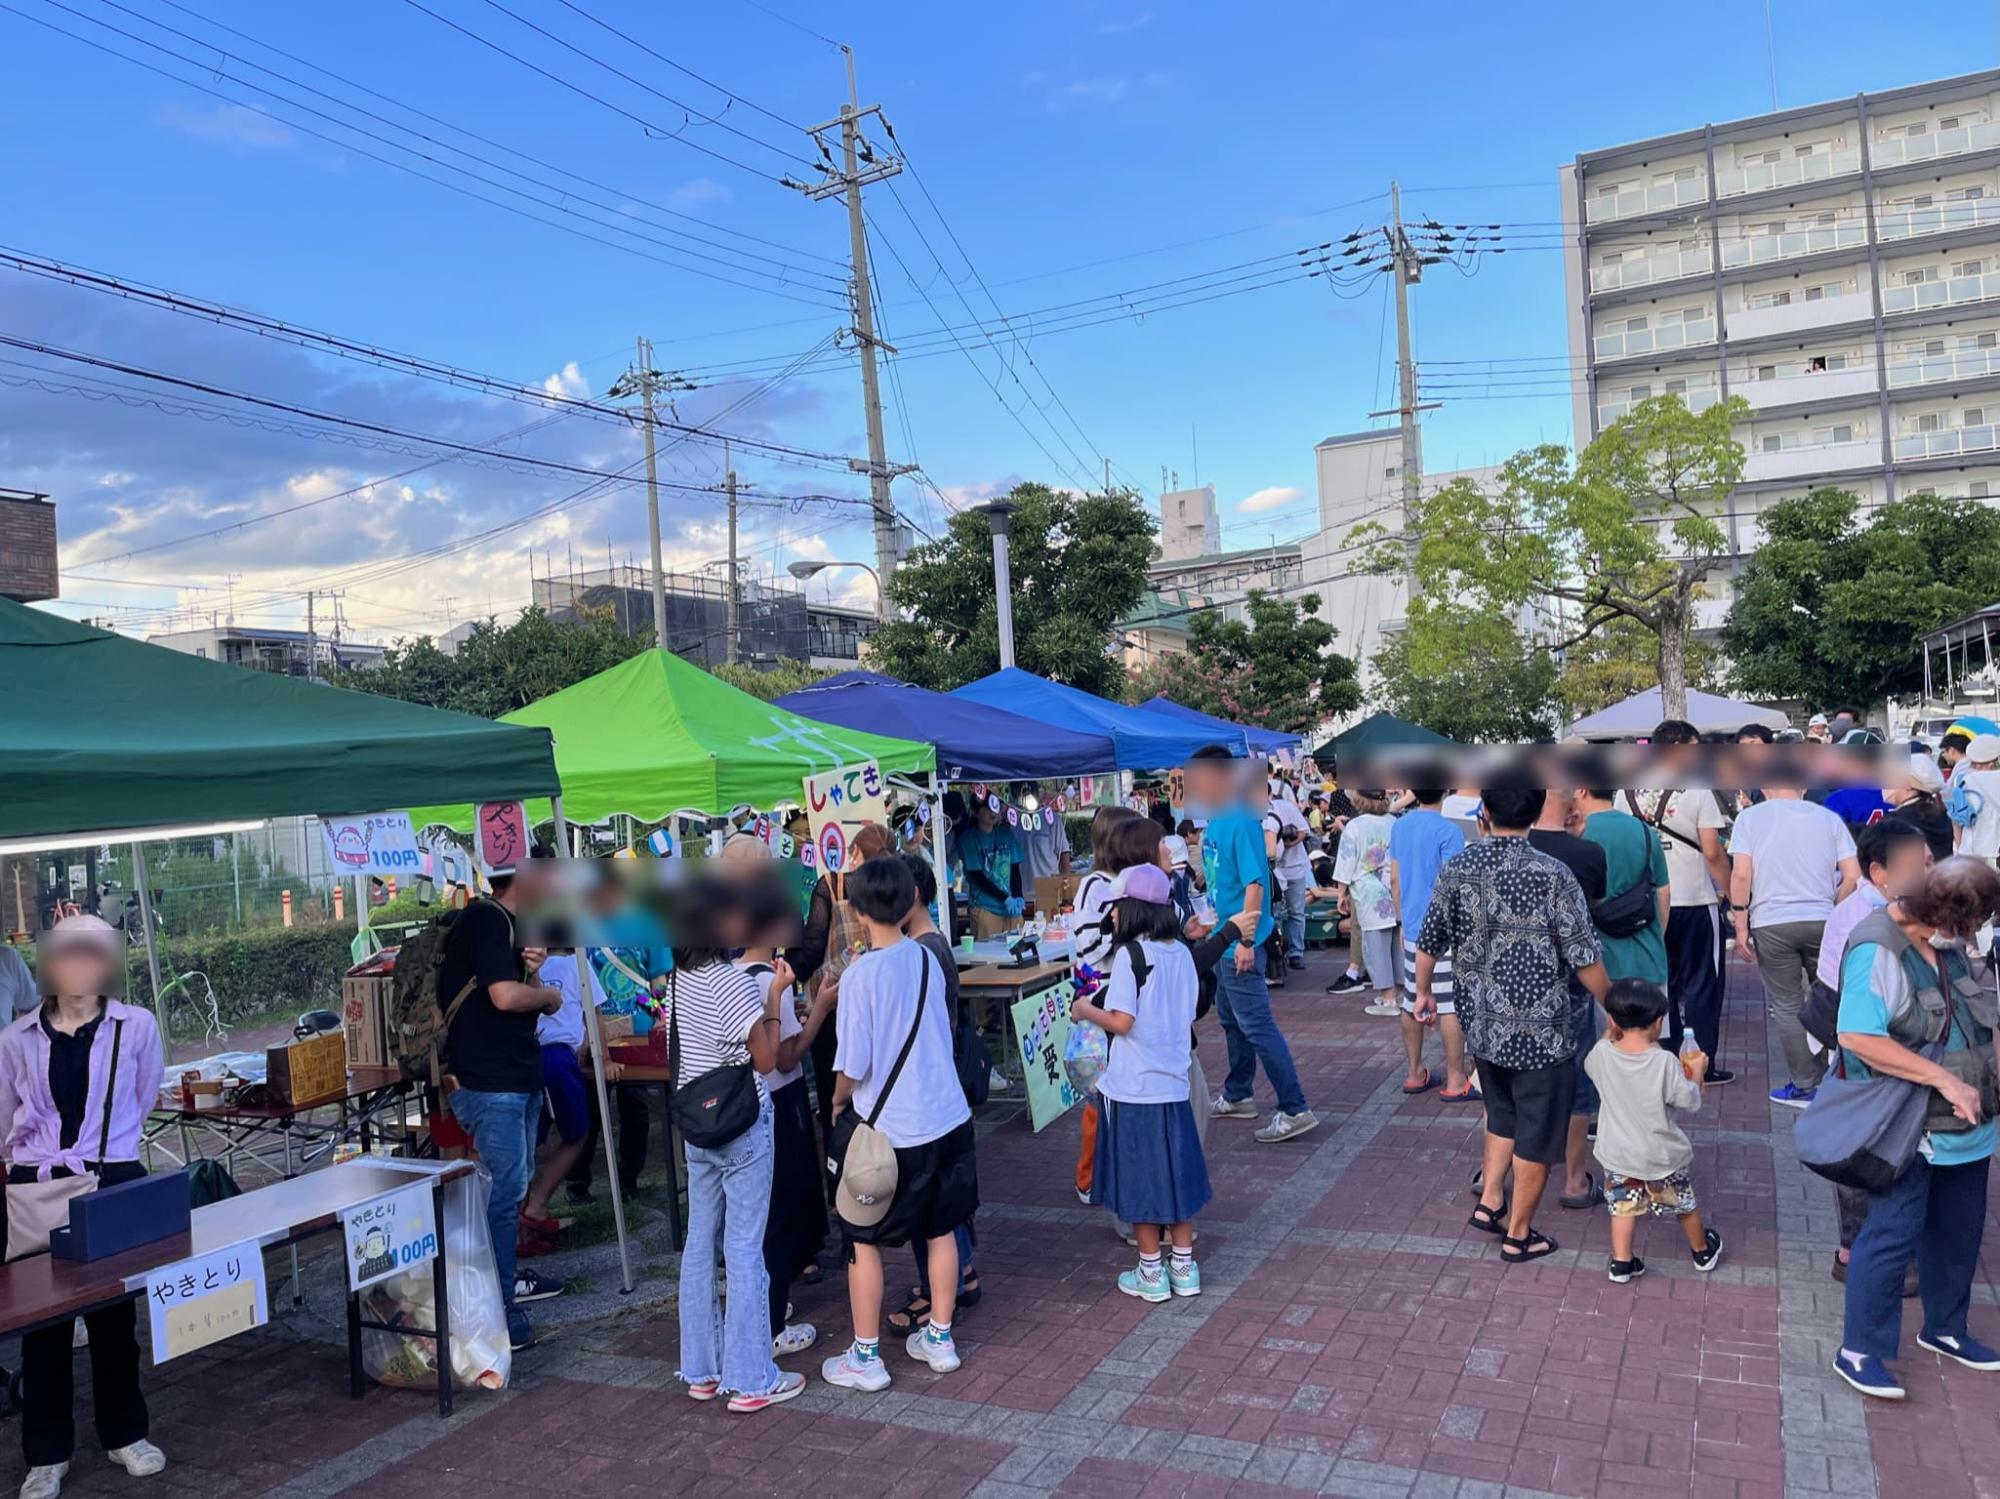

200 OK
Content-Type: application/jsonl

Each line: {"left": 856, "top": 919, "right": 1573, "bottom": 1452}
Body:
{"left": 1401, "top": 1068, "right": 1436, "bottom": 1095}
{"left": 1439, "top": 1084, "right": 1482, "bottom": 1102}
{"left": 1559, "top": 1172, "right": 1604, "bottom": 1210}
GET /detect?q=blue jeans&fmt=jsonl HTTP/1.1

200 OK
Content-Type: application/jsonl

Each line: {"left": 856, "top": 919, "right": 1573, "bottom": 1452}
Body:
{"left": 679, "top": 1100, "right": 781, "bottom": 1397}
{"left": 447, "top": 1089, "right": 538, "bottom": 1312}
{"left": 1843, "top": 1153, "right": 1990, "bottom": 1361}
{"left": 1278, "top": 878, "right": 1308, "bottom": 962}
{"left": 1213, "top": 955, "right": 1307, "bottom": 1115}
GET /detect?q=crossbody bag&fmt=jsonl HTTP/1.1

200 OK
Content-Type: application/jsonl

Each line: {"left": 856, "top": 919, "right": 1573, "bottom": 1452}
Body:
{"left": 7, "top": 1015, "right": 123, "bottom": 1261}
{"left": 668, "top": 971, "right": 767, "bottom": 1150}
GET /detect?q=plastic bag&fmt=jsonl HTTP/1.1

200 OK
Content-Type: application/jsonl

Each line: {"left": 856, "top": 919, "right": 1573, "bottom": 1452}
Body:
{"left": 1063, "top": 1018, "right": 1109, "bottom": 1100}
{"left": 360, "top": 1167, "right": 511, "bottom": 1391}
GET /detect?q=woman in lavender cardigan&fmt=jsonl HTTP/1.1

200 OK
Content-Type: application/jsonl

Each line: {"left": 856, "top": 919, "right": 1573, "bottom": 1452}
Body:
{"left": 0, "top": 915, "right": 166, "bottom": 1499}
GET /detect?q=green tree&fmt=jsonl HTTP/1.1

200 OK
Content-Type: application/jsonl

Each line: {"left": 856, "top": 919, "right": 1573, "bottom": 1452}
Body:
{"left": 1361, "top": 395, "right": 1747, "bottom": 720}
{"left": 867, "top": 482, "right": 1154, "bottom": 697}
{"left": 1124, "top": 654, "right": 1234, "bottom": 718}
{"left": 1178, "top": 590, "right": 1360, "bottom": 735}
{"left": 332, "top": 606, "right": 648, "bottom": 717}
{"left": 710, "top": 661, "right": 838, "bottom": 702}
{"left": 1555, "top": 614, "right": 1721, "bottom": 721}
{"left": 1371, "top": 605, "right": 1559, "bottom": 742}
{"left": 1722, "top": 487, "right": 2000, "bottom": 708}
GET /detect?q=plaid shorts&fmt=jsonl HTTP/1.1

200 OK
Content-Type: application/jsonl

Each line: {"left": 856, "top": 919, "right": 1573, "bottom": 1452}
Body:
{"left": 1605, "top": 1170, "right": 1697, "bottom": 1219}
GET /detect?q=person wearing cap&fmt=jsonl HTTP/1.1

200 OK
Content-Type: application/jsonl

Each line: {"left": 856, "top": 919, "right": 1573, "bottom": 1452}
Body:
{"left": 1885, "top": 754, "right": 1954, "bottom": 864}
{"left": 1807, "top": 713, "right": 1832, "bottom": 744}
{"left": 1068, "top": 862, "right": 1212, "bottom": 1302}
{"left": 0, "top": 915, "right": 167, "bottom": 1499}
{"left": 1947, "top": 733, "right": 2000, "bottom": 867}
{"left": 821, "top": 857, "right": 977, "bottom": 1394}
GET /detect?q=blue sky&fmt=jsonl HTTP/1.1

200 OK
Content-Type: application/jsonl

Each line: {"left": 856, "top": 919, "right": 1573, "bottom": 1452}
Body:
{"left": 1, "top": 0, "right": 1989, "bottom": 640}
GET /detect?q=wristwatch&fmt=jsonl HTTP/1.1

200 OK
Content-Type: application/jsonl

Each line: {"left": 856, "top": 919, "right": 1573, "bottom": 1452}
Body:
{"left": 1236, "top": 937, "right": 1257, "bottom": 950}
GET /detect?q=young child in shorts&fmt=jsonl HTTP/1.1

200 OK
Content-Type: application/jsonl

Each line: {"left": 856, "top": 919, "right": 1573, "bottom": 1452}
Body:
{"left": 1584, "top": 978, "right": 1724, "bottom": 1284}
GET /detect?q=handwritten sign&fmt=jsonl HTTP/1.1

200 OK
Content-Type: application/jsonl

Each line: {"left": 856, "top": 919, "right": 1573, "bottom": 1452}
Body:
{"left": 475, "top": 801, "right": 529, "bottom": 873}
{"left": 343, "top": 1182, "right": 439, "bottom": 1291}
{"left": 802, "top": 760, "right": 887, "bottom": 874}
{"left": 319, "top": 812, "right": 421, "bottom": 877}
{"left": 147, "top": 1240, "right": 267, "bottom": 1364}
{"left": 1010, "top": 978, "right": 1078, "bottom": 1132}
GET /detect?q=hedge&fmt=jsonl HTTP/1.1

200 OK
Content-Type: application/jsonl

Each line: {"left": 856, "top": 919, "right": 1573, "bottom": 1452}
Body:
{"left": 128, "top": 922, "right": 358, "bottom": 1025}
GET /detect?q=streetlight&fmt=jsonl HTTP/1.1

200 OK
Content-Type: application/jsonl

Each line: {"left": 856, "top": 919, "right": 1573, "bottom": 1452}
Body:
{"left": 977, "top": 499, "right": 1020, "bottom": 671}
{"left": 788, "top": 559, "right": 885, "bottom": 620}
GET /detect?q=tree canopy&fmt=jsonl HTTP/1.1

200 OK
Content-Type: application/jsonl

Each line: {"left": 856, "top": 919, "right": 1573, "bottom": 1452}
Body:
{"left": 331, "top": 606, "right": 647, "bottom": 717}
{"left": 1370, "top": 605, "right": 1558, "bottom": 743}
{"left": 1722, "top": 488, "right": 2000, "bottom": 708}
{"left": 1178, "top": 589, "right": 1359, "bottom": 734}
{"left": 866, "top": 482, "right": 1154, "bottom": 697}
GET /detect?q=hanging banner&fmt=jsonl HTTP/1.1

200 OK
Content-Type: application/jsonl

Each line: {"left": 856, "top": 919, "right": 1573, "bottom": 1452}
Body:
{"left": 802, "top": 760, "right": 888, "bottom": 875}
{"left": 474, "top": 801, "right": 529, "bottom": 874}
{"left": 319, "top": 813, "right": 422, "bottom": 878}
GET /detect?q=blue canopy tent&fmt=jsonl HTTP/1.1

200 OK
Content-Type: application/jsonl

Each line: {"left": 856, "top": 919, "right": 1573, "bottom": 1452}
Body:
{"left": 954, "top": 668, "right": 1245, "bottom": 769}
{"left": 1141, "top": 695, "right": 1301, "bottom": 756}
{"left": 775, "top": 670, "right": 1121, "bottom": 781}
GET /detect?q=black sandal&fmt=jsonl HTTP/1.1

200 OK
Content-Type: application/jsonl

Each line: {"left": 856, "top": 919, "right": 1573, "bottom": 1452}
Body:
{"left": 1500, "top": 1229, "right": 1558, "bottom": 1263}
{"left": 957, "top": 1269, "right": 982, "bottom": 1309}
{"left": 885, "top": 1291, "right": 932, "bottom": 1333}
{"left": 1468, "top": 1200, "right": 1509, "bottom": 1236}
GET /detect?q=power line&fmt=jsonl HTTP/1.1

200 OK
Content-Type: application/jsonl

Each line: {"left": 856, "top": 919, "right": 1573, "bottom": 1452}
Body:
{"left": 729, "top": 0, "right": 840, "bottom": 52}
{"left": 545, "top": 0, "right": 811, "bottom": 135}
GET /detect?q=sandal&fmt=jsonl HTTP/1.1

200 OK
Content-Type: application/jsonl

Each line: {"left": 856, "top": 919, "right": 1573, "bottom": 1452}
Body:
{"left": 957, "top": 1269, "right": 982, "bottom": 1309}
{"left": 1467, "top": 1200, "right": 1509, "bottom": 1236}
{"left": 885, "top": 1291, "right": 932, "bottom": 1333}
{"left": 799, "top": 1262, "right": 823, "bottom": 1286}
{"left": 1500, "top": 1229, "right": 1558, "bottom": 1263}
{"left": 1401, "top": 1068, "right": 1436, "bottom": 1095}
{"left": 1438, "top": 1084, "right": 1482, "bottom": 1102}
{"left": 1559, "top": 1173, "right": 1604, "bottom": 1210}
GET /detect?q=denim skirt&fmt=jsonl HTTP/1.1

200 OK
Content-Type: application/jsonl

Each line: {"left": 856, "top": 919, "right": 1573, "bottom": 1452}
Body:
{"left": 1091, "top": 1095, "right": 1212, "bottom": 1226}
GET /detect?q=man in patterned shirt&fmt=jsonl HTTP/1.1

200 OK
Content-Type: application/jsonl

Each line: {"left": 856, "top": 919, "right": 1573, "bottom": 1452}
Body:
{"left": 1415, "top": 773, "right": 1611, "bottom": 1264}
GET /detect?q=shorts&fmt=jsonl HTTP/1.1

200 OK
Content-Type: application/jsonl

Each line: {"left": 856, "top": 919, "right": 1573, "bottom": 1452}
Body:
{"left": 1402, "top": 934, "right": 1453, "bottom": 1014}
{"left": 1569, "top": 1000, "right": 1603, "bottom": 1117}
{"left": 540, "top": 1042, "right": 591, "bottom": 1144}
{"left": 1473, "top": 1057, "right": 1575, "bottom": 1166}
{"left": 840, "top": 1118, "right": 980, "bottom": 1250}
{"left": 1606, "top": 1170, "right": 1697, "bottom": 1219}
{"left": 1359, "top": 926, "right": 1403, "bottom": 992}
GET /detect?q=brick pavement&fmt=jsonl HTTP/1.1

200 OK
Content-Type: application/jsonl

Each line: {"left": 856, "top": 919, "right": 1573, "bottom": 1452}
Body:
{"left": 10, "top": 938, "right": 1997, "bottom": 1498}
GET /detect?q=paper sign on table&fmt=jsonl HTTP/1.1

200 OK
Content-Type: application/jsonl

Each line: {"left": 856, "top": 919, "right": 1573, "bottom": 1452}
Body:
{"left": 802, "top": 760, "right": 887, "bottom": 874}
{"left": 319, "top": 812, "right": 422, "bottom": 878}
{"left": 1010, "top": 978, "right": 1079, "bottom": 1132}
{"left": 343, "top": 1182, "right": 439, "bottom": 1291}
{"left": 147, "top": 1239, "right": 267, "bottom": 1365}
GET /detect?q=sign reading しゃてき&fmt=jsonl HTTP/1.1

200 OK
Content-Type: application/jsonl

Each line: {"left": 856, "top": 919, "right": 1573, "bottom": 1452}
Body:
{"left": 802, "top": 761, "right": 888, "bottom": 875}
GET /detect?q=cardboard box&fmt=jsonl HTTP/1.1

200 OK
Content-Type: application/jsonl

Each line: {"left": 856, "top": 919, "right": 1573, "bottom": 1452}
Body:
{"left": 341, "top": 974, "right": 394, "bottom": 1069}
{"left": 267, "top": 1030, "right": 348, "bottom": 1107}
{"left": 1033, "top": 874, "right": 1078, "bottom": 916}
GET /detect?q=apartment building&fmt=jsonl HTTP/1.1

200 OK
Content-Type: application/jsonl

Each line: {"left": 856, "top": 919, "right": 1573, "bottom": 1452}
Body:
{"left": 1561, "top": 70, "right": 2000, "bottom": 626}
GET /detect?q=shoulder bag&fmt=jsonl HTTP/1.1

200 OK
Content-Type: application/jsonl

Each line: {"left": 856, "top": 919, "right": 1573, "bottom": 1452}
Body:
{"left": 826, "top": 955, "right": 930, "bottom": 1213}
{"left": 7, "top": 1016, "right": 123, "bottom": 1261}
{"left": 667, "top": 972, "right": 766, "bottom": 1150}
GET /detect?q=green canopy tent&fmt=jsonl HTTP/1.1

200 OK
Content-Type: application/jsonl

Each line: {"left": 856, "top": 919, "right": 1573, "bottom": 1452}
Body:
{"left": 413, "top": 647, "right": 936, "bottom": 829}
{"left": 1309, "top": 711, "right": 1454, "bottom": 763}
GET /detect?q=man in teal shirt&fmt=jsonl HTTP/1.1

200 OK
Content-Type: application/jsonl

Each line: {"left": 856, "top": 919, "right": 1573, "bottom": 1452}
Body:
{"left": 956, "top": 799, "right": 1024, "bottom": 938}
{"left": 1187, "top": 745, "right": 1317, "bottom": 1143}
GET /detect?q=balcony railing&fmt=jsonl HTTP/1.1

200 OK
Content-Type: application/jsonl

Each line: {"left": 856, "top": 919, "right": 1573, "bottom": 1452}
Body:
{"left": 1592, "top": 315, "right": 1717, "bottom": 360}
{"left": 1737, "top": 364, "right": 1880, "bottom": 409}
{"left": 1585, "top": 175, "right": 1709, "bottom": 225}
{"left": 1589, "top": 245, "right": 1712, "bottom": 294}
{"left": 1596, "top": 381, "right": 1721, "bottom": 428}
{"left": 1719, "top": 218, "right": 1867, "bottom": 269}
{"left": 1887, "top": 345, "right": 2000, "bottom": 389}
{"left": 1881, "top": 266, "right": 2000, "bottom": 316}
{"left": 1871, "top": 120, "right": 2000, "bottom": 169}
{"left": 1876, "top": 195, "right": 2000, "bottom": 243}
{"left": 1894, "top": 424, "right": 2000, "bottom": 461}
{"left": 1714, "top": 147, "right": 1862, "bottom": 199}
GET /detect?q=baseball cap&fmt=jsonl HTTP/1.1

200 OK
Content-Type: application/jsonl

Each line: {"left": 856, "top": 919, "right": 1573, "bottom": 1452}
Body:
{"left": 1970, "top": 733, "right": 2000, "bottom": 764}
{"left": 1161, "top": 834, "right": 1190, "bottom": 870}
{"left": 834, "top": 1123, "right": 899, "bottom": 1229}
{"left": 1808, "top": 712, "right": 1829, "bottom": 727}
{"left": 1111, "top": 863, "right": 1172, "bottom": 904}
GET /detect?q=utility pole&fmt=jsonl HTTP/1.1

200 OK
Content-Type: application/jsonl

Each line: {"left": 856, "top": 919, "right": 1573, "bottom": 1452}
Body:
{"left": 724, "top": 442, "right": 740, "bottom": 666}
{"left": 792, "top": 47, "right": 913, "bottom": 592}
{"left": 1367, "top": 182, "right": 1443, "bottom": 610}
{"left": 304, "top": 589, "right": 316, "bottom": 682}
{"left": 608, "top": 340, "right": 694, "bottom": 649}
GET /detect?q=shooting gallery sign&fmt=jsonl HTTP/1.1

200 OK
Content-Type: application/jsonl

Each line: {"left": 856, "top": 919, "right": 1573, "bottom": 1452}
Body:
{"left": 801, "top": 760, "right": 888, "bottom": 875}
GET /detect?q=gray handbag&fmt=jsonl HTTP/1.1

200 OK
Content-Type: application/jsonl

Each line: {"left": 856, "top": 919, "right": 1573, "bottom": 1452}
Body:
{"left": 1794, "top": 1057, "right": 1933, "bottom": 1193}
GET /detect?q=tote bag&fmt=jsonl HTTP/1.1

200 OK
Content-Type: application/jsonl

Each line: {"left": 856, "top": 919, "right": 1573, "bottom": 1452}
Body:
{"left": 6, "top": 1017, "right": 123, "bottom": 1261}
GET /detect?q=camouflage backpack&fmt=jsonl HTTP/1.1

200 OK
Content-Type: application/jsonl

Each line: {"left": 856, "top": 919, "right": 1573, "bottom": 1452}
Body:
{"left": 389, "top": 901, "right": 493, "bottom": 1083}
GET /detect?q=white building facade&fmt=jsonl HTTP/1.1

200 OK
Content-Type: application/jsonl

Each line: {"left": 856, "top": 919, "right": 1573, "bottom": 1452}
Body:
{"left": 1562, "top": 69, "right": 2000, "bottom": 627}
{"left": 1158, "top": 484, "right": 1221, "bottom": 561}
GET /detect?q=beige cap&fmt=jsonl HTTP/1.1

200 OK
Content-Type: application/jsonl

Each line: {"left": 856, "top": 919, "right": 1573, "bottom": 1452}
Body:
{"left": 833, "top": 1121, "right": 899, "bottom": 1228}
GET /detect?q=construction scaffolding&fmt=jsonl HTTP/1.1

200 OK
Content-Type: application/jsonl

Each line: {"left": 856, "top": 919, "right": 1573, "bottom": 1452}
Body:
{"left": 533, "top": 564, "right": 873, "bottom": 670}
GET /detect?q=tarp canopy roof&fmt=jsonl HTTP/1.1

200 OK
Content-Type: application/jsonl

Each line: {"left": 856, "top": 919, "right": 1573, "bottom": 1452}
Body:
{"left": 1141, "top": 695, "right": 1302, "bottom": 755}
{"left": 776, "top": 670, "right": 1120, "bottom": 782}
{"left": 1564, "top": 687, "right": 1788, "bottom": 741}
{"left": 0, "top": 599, "right": 560, "bottom": 842}
{"left": 1310, "top": 711, "right": 1453, "bottom": 761}
{"left": 419, "top": 649, "right": 935, "bottom": 828}
{"left": 954, "top": 668, "right": 1244, "bottom": 769}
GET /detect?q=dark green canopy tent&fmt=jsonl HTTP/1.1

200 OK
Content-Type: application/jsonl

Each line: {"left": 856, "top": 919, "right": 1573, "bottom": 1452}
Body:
{"left": 0, "top": 599, "right": 559, "bottom": 842}
{"left": 1309, "top": 710, "right": 1453, "bottom": 762}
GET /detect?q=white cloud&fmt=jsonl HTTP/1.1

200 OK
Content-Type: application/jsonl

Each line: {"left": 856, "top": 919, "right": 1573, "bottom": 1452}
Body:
{"left": 1237, "top": 485, "right": 1305, "bottom": 514}
{"left": 155, "top": 102, "right": 295, "bottom": 150}
{"left": 1097, "top": 9, "right": 1154, "bottom": 34}
{"left": 667, "top": 177, "right": 731, "bottom": 210}
{"left": 541, "top": 361, "right": 590, "bottom": 399}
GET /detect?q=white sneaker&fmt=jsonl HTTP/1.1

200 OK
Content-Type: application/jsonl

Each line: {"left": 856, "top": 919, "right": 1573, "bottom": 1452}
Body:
{"left": 1255, "top": 1109, "right": 1320, "bottom": 1144}
{"left": 107, "top": 1442, "right": 165, "bottom": 1478}
{"left": 1210, "top": 1093, "right": 1258, "bottom": 1120}
{"left": 773, "top": 1323, "right": 818, "bottom": 1356}
{"left": 19, "top": 1463, "right": 67, "bottom": 1499}
{"left": 821, "top": 1344, "right": 892, "bottom": 1392}
{"left": 1362, "top": 1001, "right": 1401, "bottom": 1017}
{"left": 905, "top": 1326, "right": 962, "bottom": 1373}
{"left": 987, "top": 1072, "right": 1013, "bottom": 1093}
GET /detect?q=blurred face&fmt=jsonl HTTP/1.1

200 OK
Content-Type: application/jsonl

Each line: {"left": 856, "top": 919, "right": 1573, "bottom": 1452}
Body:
{"left": 1879, "top": 841, "right": 1932, "bottom": 901}
{"left": 1184, "top": 760, "right": 1229, "bottom": 809}
{"left": 39, "top": 940, "right": 118, "bottom": 999}
{"left": 974, "top": 803, "right": 997, "bottom": 831}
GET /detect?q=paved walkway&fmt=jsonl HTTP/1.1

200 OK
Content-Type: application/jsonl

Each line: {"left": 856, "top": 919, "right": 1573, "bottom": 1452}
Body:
{"left": 8, "top": 938, "right": 1997, "bottom": 1498}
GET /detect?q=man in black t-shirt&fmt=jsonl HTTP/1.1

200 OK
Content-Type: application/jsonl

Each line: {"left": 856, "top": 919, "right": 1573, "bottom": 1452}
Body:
{"left": 440, "top": 860, "right": 565, "bottom": 1350}
{"left": 1527, "top": 788, "right": 1611, "bottom": 1214}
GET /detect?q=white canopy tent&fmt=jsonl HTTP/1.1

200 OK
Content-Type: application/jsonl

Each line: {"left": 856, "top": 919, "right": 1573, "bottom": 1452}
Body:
{"left": 1565, "top": 687, "right": 1789, "bottom": 742}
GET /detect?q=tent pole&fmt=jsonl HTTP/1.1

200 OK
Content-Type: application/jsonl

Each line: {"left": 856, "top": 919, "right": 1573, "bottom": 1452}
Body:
{"left": 580, "top": 990, "right": 634, "bottom": 1293}
{"left": 129, "top": 842, "right": 168, "bottom": 1044}
{"left": 550, "top": 795, "right": 570, "bottom": 853}
{"left": 928, "top": 775, "right": 952, "bottom": 936}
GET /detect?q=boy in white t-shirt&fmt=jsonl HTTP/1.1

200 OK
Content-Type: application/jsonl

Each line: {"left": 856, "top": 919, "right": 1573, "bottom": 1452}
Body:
{"left": 1323, "top": 791, "right": 1401, "bottom": 1016}
{"left": 822, "top": 857, "right": 977, "bottom": 1394}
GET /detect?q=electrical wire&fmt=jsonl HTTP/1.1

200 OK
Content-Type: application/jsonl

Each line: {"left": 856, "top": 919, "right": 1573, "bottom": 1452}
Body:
{"left": 546, "top": 0, "right": 811, "bottom": 135}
